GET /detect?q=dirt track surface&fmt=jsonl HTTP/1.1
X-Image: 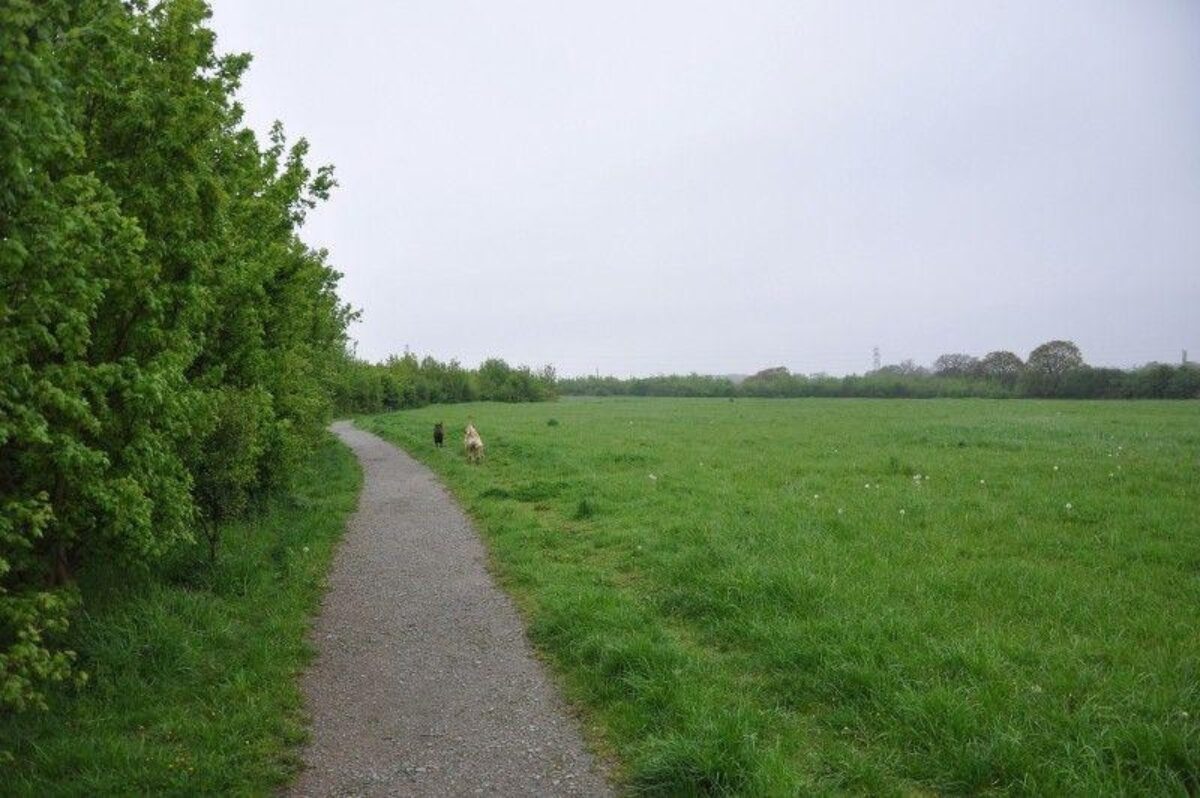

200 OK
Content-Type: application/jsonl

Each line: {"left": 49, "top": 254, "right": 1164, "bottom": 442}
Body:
{"left": 289, "top": 421, "right": 612, "bottom": 797}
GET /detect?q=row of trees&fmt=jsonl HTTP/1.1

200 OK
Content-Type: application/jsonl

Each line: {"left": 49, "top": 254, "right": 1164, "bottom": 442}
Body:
{"left": 558, "top": 341, "right": 1200, "bottom": 400}
{"left": 1, "top": 1, "right": 354, "bottom": 710}
{"left": 333, "top": 355, "right": 557, "bottom": 413}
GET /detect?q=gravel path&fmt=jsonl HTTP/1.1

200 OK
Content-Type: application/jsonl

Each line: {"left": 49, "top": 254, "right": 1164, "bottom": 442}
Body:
{"left": 289, "top": 422, "right": 612, "bottom": 797}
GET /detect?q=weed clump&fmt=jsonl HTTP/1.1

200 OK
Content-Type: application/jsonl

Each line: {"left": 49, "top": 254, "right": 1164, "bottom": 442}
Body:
{"left": 479, "top": 487, "right": 512, "bottom": 500}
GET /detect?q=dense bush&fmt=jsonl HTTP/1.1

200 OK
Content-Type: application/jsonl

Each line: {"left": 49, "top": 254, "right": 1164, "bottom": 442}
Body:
{"left": 333, "top": 354, "right": 556, "bottom": 414}
{"left": 1, "top": 0, "right": 352, "bottom": 710}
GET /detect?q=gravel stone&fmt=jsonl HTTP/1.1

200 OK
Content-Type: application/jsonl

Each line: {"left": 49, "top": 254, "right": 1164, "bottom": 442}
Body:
{"left": 289, "top": 422, "right": 612, "bottom": 797}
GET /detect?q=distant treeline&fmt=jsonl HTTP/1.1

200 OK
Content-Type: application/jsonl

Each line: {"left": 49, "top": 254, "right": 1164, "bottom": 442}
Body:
{"left": 334, "top": 355, "right": 557, "bottom": 413}
{"left": 559, "top": 341, "right": 1200, "bottom": 400}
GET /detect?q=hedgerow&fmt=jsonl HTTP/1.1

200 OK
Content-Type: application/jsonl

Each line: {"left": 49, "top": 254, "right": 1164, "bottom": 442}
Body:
{"left": 333, "top": 354, "right": 556, "bottom": 414}
{"left": 1, "top": 0, "right": 353, "bottom": 710}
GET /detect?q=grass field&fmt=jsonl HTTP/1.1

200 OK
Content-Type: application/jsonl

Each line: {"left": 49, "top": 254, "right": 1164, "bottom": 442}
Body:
{"left": 0, "top": 437, "right": 361, "bottom": 796}
{"left": 363, "top": 397, "right": 1199, "bottom": 795}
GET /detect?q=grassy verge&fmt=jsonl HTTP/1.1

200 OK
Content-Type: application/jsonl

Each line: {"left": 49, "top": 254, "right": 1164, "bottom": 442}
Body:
{"left": 0, "top": 435, "right": 361, "bottom": 796}
{"left": 363, "top": 398, "right": 1199, "bottom": 795}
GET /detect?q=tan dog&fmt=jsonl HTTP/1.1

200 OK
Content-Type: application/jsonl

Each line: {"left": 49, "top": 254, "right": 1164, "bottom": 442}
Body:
{"left": 464, "top": 422, "right": 485, "bottom": 464}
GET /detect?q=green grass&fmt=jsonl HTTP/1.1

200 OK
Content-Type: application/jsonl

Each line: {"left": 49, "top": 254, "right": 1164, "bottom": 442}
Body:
{"left": 363, "top": 398, "right": 1200, "bottom": 795}
{"left": 0, "top": 436, "right": 361, "bottom": 796}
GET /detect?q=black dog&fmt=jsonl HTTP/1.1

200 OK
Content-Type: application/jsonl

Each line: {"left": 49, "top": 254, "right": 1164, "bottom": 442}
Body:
{"left": 433, "top": 422, "right": 444, "bottom": 447}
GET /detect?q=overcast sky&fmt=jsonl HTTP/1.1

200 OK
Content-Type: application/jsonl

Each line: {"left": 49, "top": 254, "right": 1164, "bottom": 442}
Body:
{"left": 208, "top": 1, "right": 1198, "bottom": 377}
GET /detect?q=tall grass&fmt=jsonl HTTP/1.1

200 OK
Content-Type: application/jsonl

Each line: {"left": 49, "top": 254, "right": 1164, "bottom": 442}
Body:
{"left": 0, "top": 437, "right": 361, "bottom": 796}
{"left": 365, "top": 398, "right": 1199, "bottom": 794}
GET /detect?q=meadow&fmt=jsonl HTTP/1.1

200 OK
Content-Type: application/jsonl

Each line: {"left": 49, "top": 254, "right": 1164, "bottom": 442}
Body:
{"left": 363, "top": 397, "right": 1199, "bottom": 795}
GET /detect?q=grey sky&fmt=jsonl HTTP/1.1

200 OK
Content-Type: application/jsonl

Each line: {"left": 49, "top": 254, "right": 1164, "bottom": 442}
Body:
{"left": 208, "top": 1, "right": 1199, "bottom": 377}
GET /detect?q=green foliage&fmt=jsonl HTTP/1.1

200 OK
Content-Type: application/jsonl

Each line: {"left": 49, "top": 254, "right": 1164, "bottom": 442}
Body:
{"left": 560, "top": 341, "right": 1200, "bottom": 400}
{"left": 332, "top": 353, "right": 556, "bottom": 414}
{"left": 1027, "top": 339, "right": 1085, "bottom": 376}
{"left": 364, "top": 398, "right": 1200, "bottom": 794}
{"left": 560, "top": 373, "right": 737, "bottom": 398}
{"left": 0, "top": 588, "right": 78, "bottom": 712}
{"left": 932, "top": 352, "right": 980, "bottom": 377}
{"left": 1, "top": 0, "right": 351, "bottom": 710}
{"left": 191, "top": 388, "right": 271, "bottom": 561}
{"left": 1021, "top": 339, "right": 1086, "bottom": 396}
{"left": 0, "top": 437, "right": 360, "bottom": 794}
{"left": 979, "top": 350, "right": 1025, "bottom": 386}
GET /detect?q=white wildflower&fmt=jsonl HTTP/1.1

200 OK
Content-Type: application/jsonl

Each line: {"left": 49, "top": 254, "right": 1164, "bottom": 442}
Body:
{"left": 1065, "top": 502, "right": 1073, "bottom": 510}
{"left": 899, "top": 509, "right": 906, "bottom": 516}
{"left": 1053, "top": 465, "right": 1059, "bottom": 471}
{"left": 648, "top": 473, "right": 657, "bottom": 481}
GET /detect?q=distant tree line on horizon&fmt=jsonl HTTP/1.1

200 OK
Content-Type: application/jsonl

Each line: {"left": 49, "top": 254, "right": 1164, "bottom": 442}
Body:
{"left": 334, "top": 354, "right": 557, "bottom": 413}
{"left": 557, "top": 341, "right": 1200, "bottom": 400}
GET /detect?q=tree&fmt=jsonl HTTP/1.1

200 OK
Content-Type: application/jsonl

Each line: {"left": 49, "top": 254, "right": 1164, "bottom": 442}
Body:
{"left": 933, "top": 353, "right": 980, "bottom": 378}
{"left": 979, "top": 351, "right": 1024, "bottom": 386}
{"left": 191, "top": 389, "right": 269, "bottom": 563}
{"left": 1, "top": 0, "right": 134, "bottom": 710}
{"left": 1027, "top": 340, "right": 1084, "bottom": 376}
{"left": 877, "top": 359, "right": 929, "bottom": 377}
{"left": 1, "top": 0, "right": 353, "bottom": 710}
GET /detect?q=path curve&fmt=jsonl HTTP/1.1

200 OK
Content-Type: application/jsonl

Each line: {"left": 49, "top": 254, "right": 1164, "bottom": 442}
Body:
{"left": 289, "top": 421, "right": 612, "bottom": 797}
